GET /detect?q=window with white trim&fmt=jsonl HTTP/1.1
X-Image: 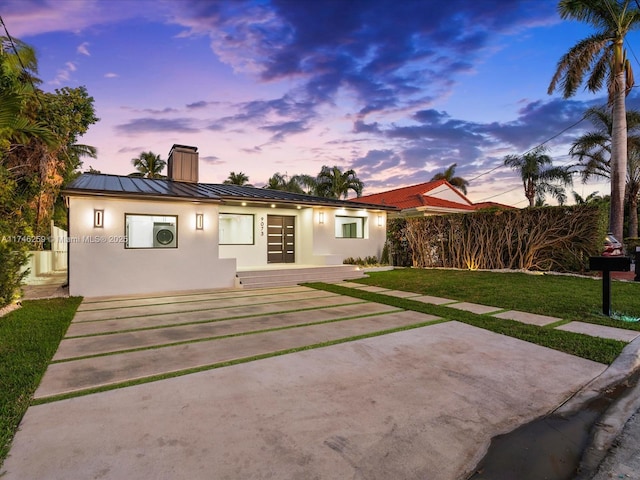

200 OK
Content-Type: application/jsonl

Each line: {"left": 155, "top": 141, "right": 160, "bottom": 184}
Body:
{"left": 219, "top": 213, "right": 254, "bottom": 245}
{"left": 335, "top": 216, "right": 365, "bottom": 238}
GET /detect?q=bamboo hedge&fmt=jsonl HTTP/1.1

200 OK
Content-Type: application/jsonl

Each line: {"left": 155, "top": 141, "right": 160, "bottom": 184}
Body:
{"left": 387, "top": 205, "right": 608, "bottom": 273}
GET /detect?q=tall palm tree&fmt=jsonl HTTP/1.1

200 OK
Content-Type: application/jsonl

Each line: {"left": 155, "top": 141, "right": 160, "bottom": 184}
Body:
{"left": 570, "top": 106, "right": 640, "bottom": 237}
{"left": 548, "top": 0, "right": 640, "bottom": 240}
{"left": 291, "top": 174, "right": 318, "bottom": 195}
{"left": 263, "top": 172, "right": 304, "bottom": 193}
{"left": 503, "top": 146, "right": 573, "bottom": 207}
{"left": 316, "top": 166, "right": 363, "bottom": 199}
{"left": 430, "top": 163, "right": 469, "bottom": 194}
{"left": 130, "top": 151, "right": 166, "bottom": 178}
{"left": 223, "top": 171, "right": 251, "bottom": 186}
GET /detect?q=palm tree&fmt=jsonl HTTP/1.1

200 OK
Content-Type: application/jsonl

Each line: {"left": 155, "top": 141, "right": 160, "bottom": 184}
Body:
{"left": 430, "top": 163, "right": 469, "bottom": 194}
{"left": 263, "top": 172, "right": 304, "bottom": 193}
{"left": 223, "top": 171, "right": 251, "bottom": 186}
{"left": 572, "top": 190, "right": 602, "bottom": 204}
{"left": 503, "top": 146, "right": 573, "bottom": 207}
{"left": 130, "top": 151, "right": 166, "bottom": 178}
{"left": 316, "top": 166, "right": 363, "bottom": 199}
{"left": 291, "top": 174, "right": 318, "bottom": 195}
{"left": 569, "top": 106, "right": 640, "bottom": 237}
{"left": 548, "top": 0, "right": 640, "bottom": 240}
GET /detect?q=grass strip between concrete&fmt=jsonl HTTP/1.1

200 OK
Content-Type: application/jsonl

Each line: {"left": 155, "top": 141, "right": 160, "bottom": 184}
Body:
{"left": 76, "top": 288, "right": 332, "bottom": 312}
{"left": 32, "top": 318, "right": 447, "bottom": 405}
{"left": 72, "top": 294, "right": 355, "bottom": 322}
{"left": 64, "top": 300, "right": 369, "bottom": 339}
{"left": 305, "top": 282, "right": 627, "bottom": 365}
{"left": 52, "top": 308, "right": 408, "bottom": 363}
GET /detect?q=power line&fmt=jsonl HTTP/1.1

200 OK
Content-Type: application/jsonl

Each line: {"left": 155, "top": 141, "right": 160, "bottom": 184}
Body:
{"left": 467, "top": 115, "right": 587, "bottom": 187}
{"left": 472, "top": 114, "right": 587, "bottom": 202}
{"left": 0, "top": 14, "right": 43, "bottom": 107}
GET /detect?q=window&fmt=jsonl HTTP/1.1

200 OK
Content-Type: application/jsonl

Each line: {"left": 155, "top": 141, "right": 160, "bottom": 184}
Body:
{"left": 219, "top": 213, "right": 254, "bottom": 245}
{"left": 335, "top": 216, "right": 365, "bottom": 238}
{"left": 125, "top": 214, "right": 178, "bottom": 249}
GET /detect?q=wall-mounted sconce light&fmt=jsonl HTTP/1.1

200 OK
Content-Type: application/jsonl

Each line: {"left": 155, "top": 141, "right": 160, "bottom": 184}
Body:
{"left": 94, "top": 209, "right": 104, "bottom": 228}
{"left": 318, "top": 211, "right": 325, "bottom": 224}
{"left": 271, "top": 204, "right": 276, "bottom": 208}
{"left": 377, "top": 214, "right": 383, "bottom": 227}
{"left": 241, "top": 202, "right": 247, "bottom": 207}
{"left": 196, "top": 213, "right": 204, "bottom": 230}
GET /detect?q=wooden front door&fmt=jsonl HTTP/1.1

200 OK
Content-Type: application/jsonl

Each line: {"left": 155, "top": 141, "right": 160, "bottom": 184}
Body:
{"left": 267, "top": 215, "right": 295, "bottom": 263}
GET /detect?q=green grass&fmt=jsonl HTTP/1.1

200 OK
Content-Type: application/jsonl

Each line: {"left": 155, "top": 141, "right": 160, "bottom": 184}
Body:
{"left": 0, "top": 297, "right": 82, "bottom": 466}
{"left": 352, "top": 269, "right": 640, "bottom": 329}
{"left": 306, "top": 282, "right": 627, "bottom": 365}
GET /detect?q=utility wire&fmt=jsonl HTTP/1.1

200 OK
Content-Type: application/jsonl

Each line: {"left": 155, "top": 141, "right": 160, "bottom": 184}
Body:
{"left": 0, "top": 14, "right": 43, "bottom": 107}
{"left": 472, "top": 114, "right": 587, "bottom": 202}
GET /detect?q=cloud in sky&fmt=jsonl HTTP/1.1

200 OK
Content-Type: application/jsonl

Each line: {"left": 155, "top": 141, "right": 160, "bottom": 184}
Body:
{"left": 2, "top": 0, "right": 621, "bottom": 204}
{"left": 115, "top": 118, "right": 199, "bottom": 135}
{"left": 77, "top": 42, "right": 90, "bottom": 56}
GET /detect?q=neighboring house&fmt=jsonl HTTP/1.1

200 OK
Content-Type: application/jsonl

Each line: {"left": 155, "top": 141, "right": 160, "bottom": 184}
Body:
{"left": 349, "top": 180, "right": 512, "bottom": 216}
{"left": 62, "top": 145, "right": 396, "bottom": 297}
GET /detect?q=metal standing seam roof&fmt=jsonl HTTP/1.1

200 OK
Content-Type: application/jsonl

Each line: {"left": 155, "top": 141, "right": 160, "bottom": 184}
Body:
{"left": 63, "top": 174, "right": 398, "bottom": 210}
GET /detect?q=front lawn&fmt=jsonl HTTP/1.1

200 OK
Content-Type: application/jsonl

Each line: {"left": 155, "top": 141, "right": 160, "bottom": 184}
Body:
{"left": 0, "top": 297, "right": 82, "bottom": 467}
{"left": 355, "top": 268, "right": 640, "bottom": 329}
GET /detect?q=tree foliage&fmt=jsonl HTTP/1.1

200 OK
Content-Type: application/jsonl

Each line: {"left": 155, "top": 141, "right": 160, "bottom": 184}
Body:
{"left": 130, "top": 151, "right": 166, "bottom": 178}
{"left": 0, "top": 35, "right": 98, "bottom": 305}
{"left": 223, "top": 171, "right": 252, "bottom": 186}
{"left": 570, "top": 106, "right": 640, "bottom": 237}
{"left": 548, "top": 0, "right": 640, "bottom": 240}
{"left": 503, "top": 146, "right": 573, "bottom": 207}
{"left": 262, "top": 166, "right": 363, "bottom": 198}
{"left": 430, "top": 163, "right": 469, "bottom": 194}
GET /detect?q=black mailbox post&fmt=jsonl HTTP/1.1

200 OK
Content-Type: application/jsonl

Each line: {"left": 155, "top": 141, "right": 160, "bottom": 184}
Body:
{"left": 589, "top": 256, "right": 631, "bottom": 316}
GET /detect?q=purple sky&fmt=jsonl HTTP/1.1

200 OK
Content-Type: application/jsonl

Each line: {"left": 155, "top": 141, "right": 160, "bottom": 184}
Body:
{"left": 5, "top": 0, "right": 639, "bottom": 206}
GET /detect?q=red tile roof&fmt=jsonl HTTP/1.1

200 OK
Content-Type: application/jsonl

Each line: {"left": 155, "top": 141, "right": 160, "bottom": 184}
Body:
{"left": 350, "top": 179, "right": 475, "bottom": 211}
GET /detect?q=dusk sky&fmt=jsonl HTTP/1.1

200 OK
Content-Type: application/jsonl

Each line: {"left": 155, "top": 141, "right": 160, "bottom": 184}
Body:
{"left": 4, "top": 0, "right": 640, "bottom": 206}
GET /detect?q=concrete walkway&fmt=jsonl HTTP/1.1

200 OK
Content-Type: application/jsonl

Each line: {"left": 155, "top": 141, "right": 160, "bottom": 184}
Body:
{"left": 1, "top": 284, "right": 615, "bottom": 480}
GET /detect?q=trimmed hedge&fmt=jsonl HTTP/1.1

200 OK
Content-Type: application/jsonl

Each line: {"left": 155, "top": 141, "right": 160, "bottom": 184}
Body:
{"left": 386, "top": 205, "right": 608, "bottom": 273}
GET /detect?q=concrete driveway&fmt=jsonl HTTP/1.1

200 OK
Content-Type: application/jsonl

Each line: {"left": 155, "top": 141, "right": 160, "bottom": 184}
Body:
{"left": 1, "top": 285, "right": 606, "bottom": 480}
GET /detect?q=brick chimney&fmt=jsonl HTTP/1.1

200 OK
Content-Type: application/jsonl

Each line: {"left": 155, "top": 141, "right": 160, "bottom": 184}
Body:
{"left": 167, "top": 144, "right": 199, "bottom": 183}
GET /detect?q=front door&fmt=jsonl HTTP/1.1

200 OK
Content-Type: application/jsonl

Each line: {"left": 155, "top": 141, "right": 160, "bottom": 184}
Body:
{"left": 267, "top": 215, "right": 295, "bottom": 263}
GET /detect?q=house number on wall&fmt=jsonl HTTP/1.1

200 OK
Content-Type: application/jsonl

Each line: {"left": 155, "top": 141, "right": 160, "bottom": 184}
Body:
{"left": 260, "top": 217, "right": 265, "bottom": 236}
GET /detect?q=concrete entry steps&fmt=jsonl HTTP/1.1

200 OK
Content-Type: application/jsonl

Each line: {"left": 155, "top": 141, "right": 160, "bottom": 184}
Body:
{"left": 35, "top": 287, "right": 441, "bottom": 400}
{"left": 236, "top": 265, "right": 366, "bottom": 288}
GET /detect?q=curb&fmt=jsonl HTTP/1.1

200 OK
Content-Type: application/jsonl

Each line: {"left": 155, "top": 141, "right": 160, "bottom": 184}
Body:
{"left": 555, "top": 336, "right": 640, "bottom": 479}
{"left": 556, "top": 336, "right": 640, "bottom": 417}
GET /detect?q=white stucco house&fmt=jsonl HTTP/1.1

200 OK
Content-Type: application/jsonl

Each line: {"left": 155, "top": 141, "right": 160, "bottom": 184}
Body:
{"left": 62, "top": 145, "right": 396, "bottom": 297}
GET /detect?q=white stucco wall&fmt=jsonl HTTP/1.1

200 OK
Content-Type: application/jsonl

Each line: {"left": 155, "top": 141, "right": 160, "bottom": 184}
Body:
{"left": 68, "top": 196, "right": 236, "bottom": 297}
{"left": 218, "top": 206, "right": 387, "bottom": 267}
{"left": 311, "top": 207, "right": 387, "bottom": 263}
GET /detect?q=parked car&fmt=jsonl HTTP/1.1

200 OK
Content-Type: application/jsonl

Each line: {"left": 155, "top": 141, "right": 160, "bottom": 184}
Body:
{"left": 603, "top": 233, "right": 623, "bottom": 256}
